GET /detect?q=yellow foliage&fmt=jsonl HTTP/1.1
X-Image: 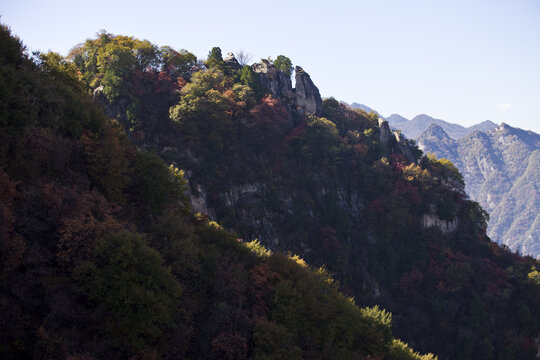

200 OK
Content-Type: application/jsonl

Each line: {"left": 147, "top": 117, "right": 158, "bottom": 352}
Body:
{"left": 528, "top": 266, "right": 540, "bottom": 285}
{"left": 208, "top": 221, "right": 222, "bottom": 230}
{"left": 389, "top": 339, "right": 438, "bottom": 360}
{"left": 288, "top": 254, "right": 308, "bottom": 268}
{"left": 245, "top": 239, "right": 271, "bottom": 258}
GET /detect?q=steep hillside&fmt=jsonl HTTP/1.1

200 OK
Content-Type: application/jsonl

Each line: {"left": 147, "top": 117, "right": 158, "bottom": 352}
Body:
{"left": 0, "top": 26, "right": 437, "bottom": 360}
{"left": 41, "top": 31, "right": 540, "bottom": 360}
{"left": 417, "top": 123, "right": 540, "bottom": 258}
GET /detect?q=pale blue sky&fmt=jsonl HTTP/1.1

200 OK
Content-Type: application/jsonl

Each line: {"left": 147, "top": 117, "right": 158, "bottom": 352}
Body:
{"left": 2, "top": 0, "right": 539, "bottom": 132}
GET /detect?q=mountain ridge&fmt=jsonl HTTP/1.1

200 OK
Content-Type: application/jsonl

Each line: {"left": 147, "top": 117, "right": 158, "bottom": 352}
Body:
{"left": 417, "top": 122, "right": 540, "bottom": 258}
{"left": 348, "top": 102, "right": 500, "bottom": 139}
{"left": 2, "top": 27, "right": 539, "bottom": 360}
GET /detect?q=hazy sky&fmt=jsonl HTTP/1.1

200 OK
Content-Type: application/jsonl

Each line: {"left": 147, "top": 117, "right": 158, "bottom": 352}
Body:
{"left": 2, "top": 0, "right": 539, "bottom": 132}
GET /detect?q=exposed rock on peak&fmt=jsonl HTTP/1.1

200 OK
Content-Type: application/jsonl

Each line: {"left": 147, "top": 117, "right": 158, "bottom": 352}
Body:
{"left": 223, "top": 52, "right": 242, "bottom": 72}
{"left": 378, "top": 119, "right": 416, "bottom": 163}
{"left": 294, "top": 66, "right": 322, "bottom": 114}
{"left": 378, "top": 119, "right": 392, "bottom": 146}
{"left": 252, "top": 59, "right": 294, "bottom": 99}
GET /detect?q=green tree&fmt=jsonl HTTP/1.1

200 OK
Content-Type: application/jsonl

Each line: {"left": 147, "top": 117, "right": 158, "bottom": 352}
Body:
{"left": 273, "top": 55, "right": 293, "bottom": 77}
{"left": 77, "top": 232, "right": 182, "bottom": 351}
{"left": 206, "top": 46, "right": 225, "bottom": 69}
{"left": 299, "top": 115, "right": 340, "bottom": 161}
{"left": 238, "top": 65, "right": 264, "bottom": 98}
{"left": 160, "top": 45, "right": 198, "bottom": 79}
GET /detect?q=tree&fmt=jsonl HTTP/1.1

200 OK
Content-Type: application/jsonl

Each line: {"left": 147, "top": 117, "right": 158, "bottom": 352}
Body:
{"left": 273, "top": 55, "right": 293, "bottom": 77}
{"left": 238, "top": 65, "right": 263, "bottom": 98}
{"left": 206, "top": 46, "right": 224, "bottom": 69}
{"left": 77, "top": 232, "right": 182, "bottom": 351}
{"left": 236, "top": 50, "right": 253, "bottom": 66}
{"left": 160, "top": 46, "right": 198, "bottom": 79}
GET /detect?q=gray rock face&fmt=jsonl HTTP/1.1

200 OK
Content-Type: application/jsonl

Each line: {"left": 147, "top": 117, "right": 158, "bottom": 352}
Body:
{"left": 378, "top": 119, "right": 393, "bottom": 147}
{"left": 393, "top": 131, "right": 417, "bottom": 163}
{"left": 93, "top": 85, "right": 129, "bottom": 125}
{"left": 378, "top": 119, "right": 416, "bottom": 163}
{"left": 252, "top": 59, "right": 294, "bottom": 99}
{"left": 294, "top": 66, "right": 322, "bottom": 114}
{"left": 223, "top": 52, "right": 242, "bottom": 72}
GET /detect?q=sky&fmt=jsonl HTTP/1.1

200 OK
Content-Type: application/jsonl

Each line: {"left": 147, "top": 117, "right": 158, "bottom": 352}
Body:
{"left": 2, "top": 0, "right": 539, "bottom": 133}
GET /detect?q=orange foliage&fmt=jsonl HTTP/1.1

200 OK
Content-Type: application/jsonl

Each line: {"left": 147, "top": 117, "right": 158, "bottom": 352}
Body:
{"left": 249, "top": 96, "right": 290, "bottom": 131}
{"left": 56, "top": 189, "right": 127, "bottom": 268}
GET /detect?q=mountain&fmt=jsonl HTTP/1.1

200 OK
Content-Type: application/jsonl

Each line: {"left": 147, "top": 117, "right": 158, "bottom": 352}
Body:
{"left": 0, "top": 25, "right": 435, "bottom": 360}
{"left": 349, "top": 102, "right": 385, "bottom": 119}
{"left": 467, "top": 120, "right": 498, "bottom": 133}
{"left": 417, "top": 123, "right": 540, "bottom": 258}
{"left": 350, "top": 102, "right": 376, "bottom": 113}
{"left": 351, "top": 105, "right": 498, "bottom": 140}
{"left": 384, "top": 113, "right": 499, "bottom": 140}
{"left": 388, "top": 114, "right": 462, "bottom": 139}
{"left": 386, "top": 113, "right": 410, "bottom": 127}
{"left": 2, "top": 27, "right": 539, "bottom": 360}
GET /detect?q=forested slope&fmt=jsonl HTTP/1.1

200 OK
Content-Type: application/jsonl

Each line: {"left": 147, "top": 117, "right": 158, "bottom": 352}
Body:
{"left": 0, "top": 25, "right": 438, "bottom": 360}
{"left": 3, "top": 27, "right": 539, "bottom": 360}
{"left": 64, "top": 31, "right": 540, "bottom": 360}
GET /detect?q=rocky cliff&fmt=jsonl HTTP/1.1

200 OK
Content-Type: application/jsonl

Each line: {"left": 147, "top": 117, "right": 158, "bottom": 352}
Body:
{"left": 294, "top": 66, "right": 322, "bottom": 114}
{"left": 251, "top": 60, "right": 322, "bottom": 115}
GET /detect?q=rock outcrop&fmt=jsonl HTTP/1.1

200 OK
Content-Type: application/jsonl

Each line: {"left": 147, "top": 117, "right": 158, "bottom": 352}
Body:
{"left": 422, "top": 205, "right": 458, "bottom": 233}
{"left": 378, "top": 119, "right": 393, "bottom": 148}
{"left": 251, "top": 61, "right": 322, "bottom": 115}
{"left": 252, "top": 59, "right": 294, "bottom": 100}
{"left": 294, "top": 66, "right": 322, "bottom": 114}
{"left": 378, "top": 119, "right": 417, "bottom": 163}
{"left": 223, "top": 52, "right": 242, "bottom": 72}
{"left": 393, "top": 130, "right": 416, "bottom": 163}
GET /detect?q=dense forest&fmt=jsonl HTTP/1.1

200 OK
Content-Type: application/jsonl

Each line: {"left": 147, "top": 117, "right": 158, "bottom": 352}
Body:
{"left": 1, "top": 26, "right": 539, "bottom": 359}
{"left": 0, "top": 24, "right": 437, "bottom": 360}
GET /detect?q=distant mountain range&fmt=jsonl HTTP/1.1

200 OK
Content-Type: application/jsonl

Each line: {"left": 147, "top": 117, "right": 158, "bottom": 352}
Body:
{"left": 347, "top": 103, "right": 498, "bottom": 139}
{"left": 417, "top": 123, "right": 540, "bottom": 258}
{"left": 349, "top": 103, "right": 539, "bottom": 258}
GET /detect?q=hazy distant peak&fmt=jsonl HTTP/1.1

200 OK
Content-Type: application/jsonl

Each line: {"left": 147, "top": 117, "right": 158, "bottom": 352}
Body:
{"left": 349, "top": 102, "right": 374, "bottom": 112}
{"left": 349, "top": 103, "right": 384, "bottom": 119}
{"left": 422, "top": 123, "right": 451, "bottom": 139}
{"left": 386, "top": 113, "right": 409, "bottom": 124}
{"left": 411, "top": 114, "right": 438, "bottom": 122}
{"left": 467, "top": 120, "right": 497, "bottom": 133}
{"left": 478, "top": 120, "right": 497, "bottom": 127}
